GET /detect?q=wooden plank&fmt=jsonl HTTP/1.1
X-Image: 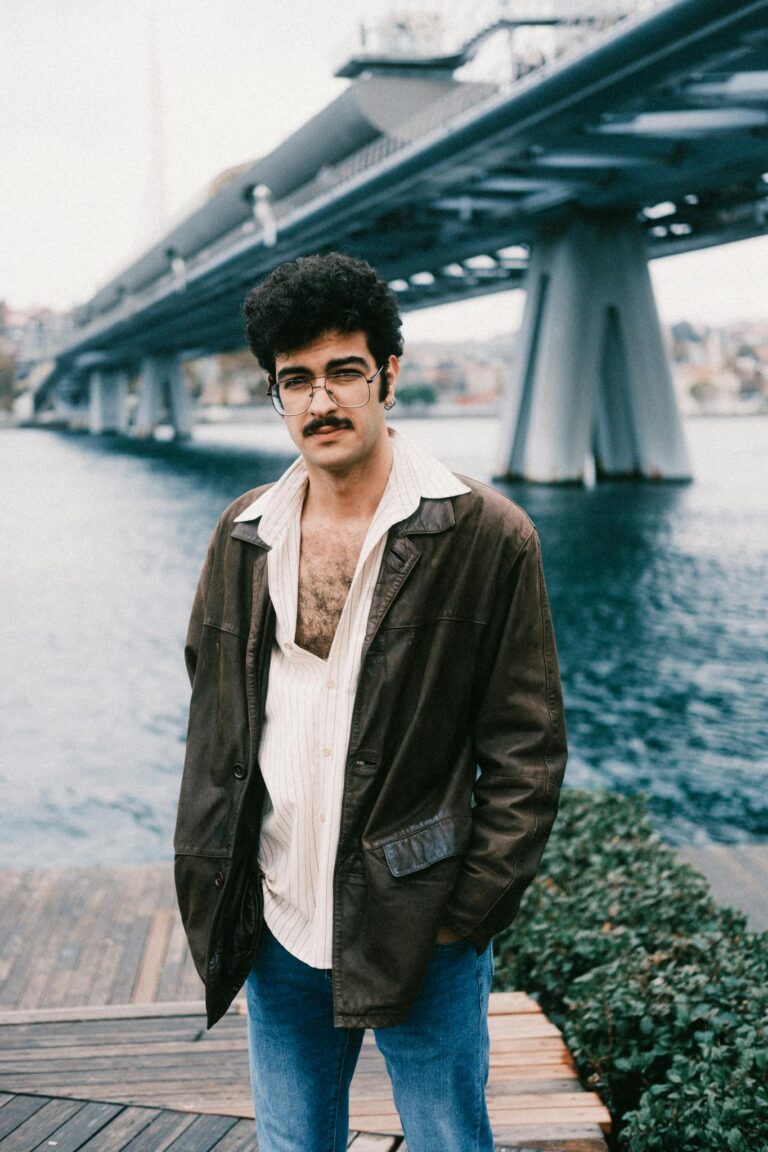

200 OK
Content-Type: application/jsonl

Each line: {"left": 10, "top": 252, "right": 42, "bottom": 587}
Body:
{"left": 206, "top": 1117, "right": 261, "bottom": 1151}
{"left": 0, "top": 1001, "right": 208, "bottom": 1027}
{"left": 110, "top": 1107, "right": 197, "bottom": 1152}
{"left": 488, "top": 1063, "right": 575, "bottom": 1080}
{"left": 493, "top": 1092, "right": 610, "bottom": 1116}
{"left": 0, "top": 1018, "right": 204, "bottom": 1047}
{"left": 0, "top": 873, "right": 30, "bottom": 985}
{"left": 131, "top": 911, "right": 176, "bottom": 1004}
{"left": 22, "top": 869, "right": 93, "bottom": 1011}
{"left": 150, "top": 1113, "right": 237, "bottom": 1152}
{"left": 676, "top": 845, "right": 768, "bottom": 930}
{"left": 488, "top": 1021, "right": 562, "bottom": 1039}
{"left": 65, "top": 877, "right": 126, "bottom": 1010}
{"left": 175, "top": 952, "right": 205, "bottom": 1004}
{"left": 493, "top": 1129, "right": 608, "bottom": 1148}
{"left": 0, "top": 1098, "right": 85, "bottom": 1151}
{"left": 488, "top": 991, "right": 542, "bottom": 1014}
{"left": 64, "top": 1105, "right": 162, "bottom": 1151}
{"left": 347, "top": 1135, "right": 401, "bottom": 1151}
{"left": 1, "top": 1058, "right": 248, "bottom": 1084}
{"left": 0, "top": 1040, "right": 231, "bottom": 1065}
{"left": 156, "top": 915, "right": 194, "bottom": 1004}
{"left": 490, "top": 1106, "right": 611, "bottom": 1128}
{"left": 351, "top": 1100, "right": 610, "bottom": 1136}
{"left": 349, "top": 1076, "right": 580, "bottom": 1104}
{"left": 0, "top": 872, "right": 68, "bottom": 1009}
{"left": 350, "top": 1113, "right": 402, "bottom": 1134}
{"left": 91, "top": 870, "right": 154, "bottom": 1008}
{"left": 110, "top": 909, "right": 152, "bottom": 1006}
{"left": 486, "top": 1039, "right": 571, "bottom": 1059}
{"left": 40, "top": 866, "right": 112, "bottom": 1010}
{"left": 28, "top": 1101, "right": 122, "bottom": 1152}
{"left": 0, "top": 1095, "right": 48, "bottom": 1140}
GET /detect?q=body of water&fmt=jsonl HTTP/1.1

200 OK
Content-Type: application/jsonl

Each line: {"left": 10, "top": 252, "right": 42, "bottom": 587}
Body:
{"left": 2, "top": 414, "right": 766, "bottom": 865}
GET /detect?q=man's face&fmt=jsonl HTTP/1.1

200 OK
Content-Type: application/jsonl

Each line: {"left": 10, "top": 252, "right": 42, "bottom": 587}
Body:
{"left": 273, "top": 329, "right": 398, "bottom": 476}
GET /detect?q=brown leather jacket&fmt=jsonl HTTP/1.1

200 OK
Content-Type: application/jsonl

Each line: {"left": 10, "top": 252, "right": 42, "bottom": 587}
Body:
{"left": 174, "top": 476, "right": 567, "bottom": 1028}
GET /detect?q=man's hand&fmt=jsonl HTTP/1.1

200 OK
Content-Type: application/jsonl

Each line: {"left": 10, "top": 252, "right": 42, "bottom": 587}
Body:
{"left": 436, "top": 926, "right": 463, "bottom": 943}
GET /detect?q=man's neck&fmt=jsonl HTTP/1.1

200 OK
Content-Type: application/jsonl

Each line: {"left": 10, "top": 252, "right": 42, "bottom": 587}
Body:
{"left": 302, "top": 431, "right": 393, "bottom": 524}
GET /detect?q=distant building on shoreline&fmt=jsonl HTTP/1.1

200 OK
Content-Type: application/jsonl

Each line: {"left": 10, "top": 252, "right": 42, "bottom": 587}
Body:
{"left": 669, "top": 319, "right": 768, "bottom": 415}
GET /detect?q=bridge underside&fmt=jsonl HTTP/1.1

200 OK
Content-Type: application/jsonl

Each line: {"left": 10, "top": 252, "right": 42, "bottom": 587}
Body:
{"left": 26, "top": 0, "right": 768, "bottom": 479}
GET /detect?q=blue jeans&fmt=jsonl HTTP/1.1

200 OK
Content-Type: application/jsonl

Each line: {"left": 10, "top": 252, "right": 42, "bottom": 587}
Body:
{"left": 245, "top": 924, "right": 494, "bottom": 1152}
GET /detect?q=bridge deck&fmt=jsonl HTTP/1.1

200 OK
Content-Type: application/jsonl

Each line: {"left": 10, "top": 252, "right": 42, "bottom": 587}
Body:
{"left": 0, "top": 866, "right": 609, "bottom": 1149}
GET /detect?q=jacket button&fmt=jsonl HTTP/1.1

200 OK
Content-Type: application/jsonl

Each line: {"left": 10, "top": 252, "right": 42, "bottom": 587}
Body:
{"left": 214, "top": 871, "right": 225, "bottom": 888}
{"left": 233, "top": 763, "right": 247, "bottom": 780}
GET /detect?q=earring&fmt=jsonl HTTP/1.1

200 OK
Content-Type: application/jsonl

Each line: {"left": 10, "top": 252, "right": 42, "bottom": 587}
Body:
{"left": 384, "top": 397, "right": 397, "bottom": 410}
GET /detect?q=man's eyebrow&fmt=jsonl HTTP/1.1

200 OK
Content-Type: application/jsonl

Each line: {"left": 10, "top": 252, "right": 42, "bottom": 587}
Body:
{"left": 325, "top": 356, "right": 370, "bottom": 371}
{"left": 275, "top": 355, "right": 370, "bottom": 381}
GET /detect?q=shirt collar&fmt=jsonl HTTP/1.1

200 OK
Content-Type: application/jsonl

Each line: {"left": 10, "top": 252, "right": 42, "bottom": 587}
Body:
{"left": 232, "top": 427, "right": 469, "bottom": 546}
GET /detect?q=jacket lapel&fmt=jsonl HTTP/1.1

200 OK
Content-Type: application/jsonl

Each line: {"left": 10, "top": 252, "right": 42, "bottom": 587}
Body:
{"left": 231, "top": 521, "right": 270, "bottom": 549}
{"left": 362, "top": 497, "right": 455, "bottom": 658}
{"left": 232, "top": 497, "right": 456, "bottom": 659}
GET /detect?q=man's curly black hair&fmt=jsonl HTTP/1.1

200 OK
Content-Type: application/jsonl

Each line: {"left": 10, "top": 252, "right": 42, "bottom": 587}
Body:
{"left": 243, "top": 252, "right": 404, "bottom": 401}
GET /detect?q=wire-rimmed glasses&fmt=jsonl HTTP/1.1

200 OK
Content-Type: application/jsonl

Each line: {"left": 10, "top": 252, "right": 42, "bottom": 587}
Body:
{"left": 268, "top": 365, "right": 385, "bottom": 416}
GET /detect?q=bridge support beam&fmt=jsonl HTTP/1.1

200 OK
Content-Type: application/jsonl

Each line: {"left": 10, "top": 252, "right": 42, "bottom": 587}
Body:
{"left": 133, "top": 356, "right": 192, "bottom": 439}
{"left": 497, "top": 213, "right": 691, "bottom": 483}
{"left": 87, "top": 370, "right": 129, "bottom": 434}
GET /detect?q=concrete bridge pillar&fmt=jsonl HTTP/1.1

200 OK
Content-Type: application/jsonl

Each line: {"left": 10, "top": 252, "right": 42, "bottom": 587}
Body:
{"left": 133, "top": 355, "right": 192, "bottom": 439}
{"left": 87, "top": 370, "right": 129, "bottom": 434}
{"left": 497, "top": 213, "right": 691, "bottom": 483}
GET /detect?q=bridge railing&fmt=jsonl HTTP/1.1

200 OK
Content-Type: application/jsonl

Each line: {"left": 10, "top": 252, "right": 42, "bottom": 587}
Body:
{"left": 270, "top": 0, "right": 664, "bottom": 230}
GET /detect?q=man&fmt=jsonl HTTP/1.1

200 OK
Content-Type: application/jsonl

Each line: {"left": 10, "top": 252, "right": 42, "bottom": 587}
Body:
{"left": 175, "top": 252, "right": 567, "bottom": 1152}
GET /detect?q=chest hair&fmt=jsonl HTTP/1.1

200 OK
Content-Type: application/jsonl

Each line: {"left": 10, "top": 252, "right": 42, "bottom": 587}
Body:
{"left": 295, "top": 520, "right": 368, "bottom": 660}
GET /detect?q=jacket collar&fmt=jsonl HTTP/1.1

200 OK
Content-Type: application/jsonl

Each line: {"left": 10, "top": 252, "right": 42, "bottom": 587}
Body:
{"left": 230, "top": 430, "right": 465, "bottom": 548}
{"left": 231, "top": 493, "right": 456, "bottom": 549}
{"left": 230, "top": 520, "right": 271, "bottom": 549}
{"left": 392, "top": 496, "right": 456, "bottom": 537}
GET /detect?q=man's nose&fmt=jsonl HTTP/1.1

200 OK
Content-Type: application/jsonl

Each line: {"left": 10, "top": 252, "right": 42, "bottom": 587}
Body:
{"left": 307, "top": 381, "right": 337, "bottom": 414}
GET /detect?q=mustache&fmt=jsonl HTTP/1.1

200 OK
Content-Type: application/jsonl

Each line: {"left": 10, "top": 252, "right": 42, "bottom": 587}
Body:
{"left": 302, "top": 415, "right": 353, "bottom": 437}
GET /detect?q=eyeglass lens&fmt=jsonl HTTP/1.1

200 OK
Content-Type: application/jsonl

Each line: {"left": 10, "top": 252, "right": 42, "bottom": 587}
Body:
{"left": 273, "top": 370, "right": 372, "bottom": 414}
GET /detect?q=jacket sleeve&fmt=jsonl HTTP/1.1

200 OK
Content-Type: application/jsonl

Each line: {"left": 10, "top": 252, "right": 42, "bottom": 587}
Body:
{"left": 442, "top": 527, "right": 567, "bottom": 948}
{"left": 184, "top": 525, "right": 218, "bottom": 688}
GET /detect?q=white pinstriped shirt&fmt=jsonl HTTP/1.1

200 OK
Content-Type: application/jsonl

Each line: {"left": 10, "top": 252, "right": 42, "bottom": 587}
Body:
{"left": 233, "top": 429, "right": 470, "bottom": 967}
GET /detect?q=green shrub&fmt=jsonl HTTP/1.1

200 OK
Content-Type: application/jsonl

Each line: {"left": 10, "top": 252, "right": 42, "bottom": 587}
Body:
{"left": 492, "top": 788, "right": 768, "bottom": 1150}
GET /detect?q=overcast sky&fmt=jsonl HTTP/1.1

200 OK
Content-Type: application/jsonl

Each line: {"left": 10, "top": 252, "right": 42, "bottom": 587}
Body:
{"left": 2, "top": 0, "right": 767, "bottom": 342}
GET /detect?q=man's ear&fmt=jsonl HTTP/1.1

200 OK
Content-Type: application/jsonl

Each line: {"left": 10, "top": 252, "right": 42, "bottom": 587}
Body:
{"left": 384, "top": 354, "right": 400, "bottom": 403}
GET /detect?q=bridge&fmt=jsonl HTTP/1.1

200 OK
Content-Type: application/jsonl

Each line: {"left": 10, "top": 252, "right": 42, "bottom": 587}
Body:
{"left": 18, "top": 0, "right": 768, "bottom": 482}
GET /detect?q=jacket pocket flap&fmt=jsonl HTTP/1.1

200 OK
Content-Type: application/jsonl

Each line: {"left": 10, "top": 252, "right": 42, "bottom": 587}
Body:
{"left": 381, "top": 814, "right": 471, "bottom": 878}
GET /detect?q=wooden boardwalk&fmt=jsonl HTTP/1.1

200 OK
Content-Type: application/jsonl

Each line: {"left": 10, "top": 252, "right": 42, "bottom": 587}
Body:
{"left": 0, "top": 866, "right": 610, "bottom": 1150}
{"left": 676, "top": 843, "right": 768, "bottom": 932}
{"left": 0, "top": 1091, "right": 260, "bottom": 1152}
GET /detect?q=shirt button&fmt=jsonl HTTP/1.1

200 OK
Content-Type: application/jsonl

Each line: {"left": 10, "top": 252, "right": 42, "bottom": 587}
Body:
{"left": 327, "top": 680, "right": 336, "bottom": 690}
{"left": 214, "top": 871, "right": 225, "bottom": 888}
{"left": 319, "top": 813, "right": 326, "bottom": 823}
{"left": 323, "top": 748, "right": 332, "bottom": 757}
{"left": 233, "top": 763, "right": 246, "bottom": 780}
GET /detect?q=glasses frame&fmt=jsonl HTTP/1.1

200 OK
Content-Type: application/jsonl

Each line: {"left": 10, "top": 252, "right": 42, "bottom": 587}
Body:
{"left": 267, "top": 364, "right": 385, "bottom": 416}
